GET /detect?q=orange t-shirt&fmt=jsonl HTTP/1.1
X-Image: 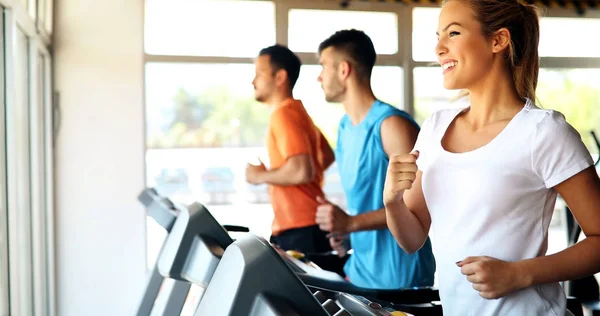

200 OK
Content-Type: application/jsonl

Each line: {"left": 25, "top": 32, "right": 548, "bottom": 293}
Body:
{"left": 267, "top": 99, "right": 326, "bottom": 235}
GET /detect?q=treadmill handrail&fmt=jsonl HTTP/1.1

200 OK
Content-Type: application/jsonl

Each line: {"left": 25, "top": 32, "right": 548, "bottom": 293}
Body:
{"left": 223, "top": 225, "right": 250, "bottom": 233}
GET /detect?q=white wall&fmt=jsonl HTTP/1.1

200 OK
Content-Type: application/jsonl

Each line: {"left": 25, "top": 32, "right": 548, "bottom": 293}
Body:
{"left": 53, "top": 0, "right": 147, "bottom": 315}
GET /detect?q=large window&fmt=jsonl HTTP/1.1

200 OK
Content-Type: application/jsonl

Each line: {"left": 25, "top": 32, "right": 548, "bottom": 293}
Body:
{"left": 144, "top": 1, "right": 407, "bottom": 273}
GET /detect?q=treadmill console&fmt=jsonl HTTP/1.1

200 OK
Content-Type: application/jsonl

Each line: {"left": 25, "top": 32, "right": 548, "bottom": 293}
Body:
{"left": 138, "top": 188, "right": 178, "bottom": 231}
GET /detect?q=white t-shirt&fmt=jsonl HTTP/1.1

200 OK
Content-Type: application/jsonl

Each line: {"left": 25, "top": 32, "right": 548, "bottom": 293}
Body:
{"left": 414, "top": 99, "right": 594, "bottom": 316}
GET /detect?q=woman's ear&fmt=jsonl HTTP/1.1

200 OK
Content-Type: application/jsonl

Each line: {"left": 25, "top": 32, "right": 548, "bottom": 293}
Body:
{"left": 491, "top": 27, "right": 511, "bottom": 54}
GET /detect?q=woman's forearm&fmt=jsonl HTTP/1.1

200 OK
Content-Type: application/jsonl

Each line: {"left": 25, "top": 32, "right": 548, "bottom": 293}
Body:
{"left": 385, "top": 199, "right": 429, "bottom": 254}
{"left": 517, "top": 236, "right": 600, "bottom": 288}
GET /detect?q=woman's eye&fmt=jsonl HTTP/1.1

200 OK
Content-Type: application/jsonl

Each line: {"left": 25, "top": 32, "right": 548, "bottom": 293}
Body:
{"left": 449, "top": 31, "right": 460, "bottom": 37}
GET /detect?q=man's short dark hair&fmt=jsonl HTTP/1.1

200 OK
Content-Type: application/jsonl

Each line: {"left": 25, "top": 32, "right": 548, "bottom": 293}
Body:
{"left": 318, "top": 29, "right": 376, "bottom": 81}
{"left": 258, "top": 44, "right": 301, "bottom": 90}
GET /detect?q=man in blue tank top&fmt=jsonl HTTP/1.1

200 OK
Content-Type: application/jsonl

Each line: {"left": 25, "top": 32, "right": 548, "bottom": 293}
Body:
{"left": 314, "top": 29, "right": 436, "bottom": 289}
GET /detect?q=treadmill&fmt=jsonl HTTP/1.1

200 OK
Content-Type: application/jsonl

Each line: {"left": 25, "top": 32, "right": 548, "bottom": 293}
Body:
{"left": 136, "top": 189, "right": 248, "bottom": 316}
{"left": 196, "top": 233, "right": 427, "bottom": 316}
{"left": 136, "top": 188, "right": 193, "bottom": 316}
{"left": 139, "top": 192, "right": 441, "bottom": 315}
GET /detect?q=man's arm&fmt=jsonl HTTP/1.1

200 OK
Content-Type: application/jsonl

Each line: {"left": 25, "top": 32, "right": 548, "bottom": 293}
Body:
{"left": 247, "top": 107, "right": 316, "bottom": 186}
{"left": 253, "top": 154, "right": 314, "bottom": 186}
{"left": 350, "top": 116, "right": 419, "bottom": 231}
{"left": 319, "top": 130, "right": 335, "bottom": 171}
{"left": 316, "top": 115, "right": 419, "bottom": 235}
{"left": 316, "top": 197, "right": 388, "bottom": 235}
{"left": 348, "top": 208, "right": 388, "bottom": 231}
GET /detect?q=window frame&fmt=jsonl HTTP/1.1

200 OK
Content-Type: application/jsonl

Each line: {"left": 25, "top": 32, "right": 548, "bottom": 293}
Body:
{"left": 6, "top": 16, "right": 35, "bottom": 316}
{"left": 1, "top": 1, "right": 55, "bottom": 315}
{"left": 29, "top": 37, "right": 53, "bottom": 316}
{"left": 0, "top": 7, "right": 8, "bottom": 316}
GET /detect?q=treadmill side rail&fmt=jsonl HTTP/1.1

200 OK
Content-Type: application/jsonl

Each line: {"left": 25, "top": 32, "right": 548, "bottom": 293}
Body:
{"left": 136, "top": 267, "right": 164, "bottom": 316}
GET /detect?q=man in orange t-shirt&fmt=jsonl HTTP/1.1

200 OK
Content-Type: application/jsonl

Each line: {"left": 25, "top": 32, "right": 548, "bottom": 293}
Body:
{"left": 246, "top": 44, "right": 335, "bottom": 255}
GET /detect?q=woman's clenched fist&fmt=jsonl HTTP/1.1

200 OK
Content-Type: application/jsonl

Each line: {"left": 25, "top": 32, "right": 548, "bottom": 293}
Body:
{"left": 383, "top": 151, "right": 419, "bottom": 206}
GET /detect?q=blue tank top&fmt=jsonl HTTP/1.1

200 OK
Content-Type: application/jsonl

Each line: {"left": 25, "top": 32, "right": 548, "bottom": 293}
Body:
{"left": 335, "top": 100, "right": 436, "bottom": 289}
